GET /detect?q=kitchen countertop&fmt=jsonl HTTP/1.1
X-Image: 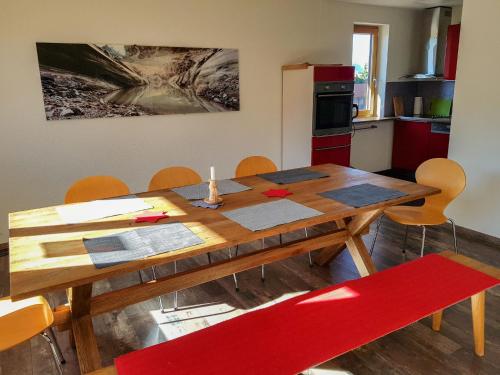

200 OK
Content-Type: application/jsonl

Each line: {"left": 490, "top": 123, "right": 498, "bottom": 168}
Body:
{"left": 397, "top": 116, "right": 451, "bottom": 125}
{"left": 352, "top": 116, "right": 451, "bottom": 134}
{"left": 353, "top": 116, "right": 395, "bottom": 123}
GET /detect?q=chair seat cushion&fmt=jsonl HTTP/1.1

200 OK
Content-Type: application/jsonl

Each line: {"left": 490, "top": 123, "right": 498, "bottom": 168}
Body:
{"left": 115, "top": 255, "right": 499, "bottom": 375}
{"left": 385, "top": 205, "right": 448, "bottom": 226}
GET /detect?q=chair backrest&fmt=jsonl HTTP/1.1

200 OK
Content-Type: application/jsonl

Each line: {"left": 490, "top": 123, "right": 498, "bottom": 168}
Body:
{"left": 148, "top": 166, "right": 202, "bottom": 191}
{"left": 416, "top": 158, "right": 466, "bottom": 213}
{"left": 235, "top": 156, "right": 277, "bottom": 178}
{"left": 65, "top": 176, "right": 130, "bottom": 204}
{"left": 0, "top": 296, "right": 53, "bottom": 351}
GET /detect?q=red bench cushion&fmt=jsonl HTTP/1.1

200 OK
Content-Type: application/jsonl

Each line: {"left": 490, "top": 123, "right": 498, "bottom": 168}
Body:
{"left": 115, "top": 254, "right": 499, "bottom": 375}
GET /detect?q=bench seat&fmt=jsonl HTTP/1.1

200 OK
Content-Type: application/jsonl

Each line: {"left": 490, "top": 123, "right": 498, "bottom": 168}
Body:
{"left": 103, "top": 252, "right": 499, "bottom": 375}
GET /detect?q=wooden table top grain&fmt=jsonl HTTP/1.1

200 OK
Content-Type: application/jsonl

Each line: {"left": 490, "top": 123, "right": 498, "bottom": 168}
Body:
{"left": 8, "top": 164, "right": 439, "bottom": 300}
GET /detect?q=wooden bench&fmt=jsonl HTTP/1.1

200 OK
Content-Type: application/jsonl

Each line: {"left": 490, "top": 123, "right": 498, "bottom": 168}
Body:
{"left": 88, "top": 251, "right": 499, "bottom": 375}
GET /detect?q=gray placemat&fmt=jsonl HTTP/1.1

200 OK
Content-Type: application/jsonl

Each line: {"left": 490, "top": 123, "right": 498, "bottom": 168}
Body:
{"left": 257, "top": 168, "right": 329, "bottom": 185}
{"left": 83, "top": 223, "right": 204, "bottom": 269}
{"left": 221, "top": 199, "right": 323, "bottom": 231}
{"left": 319, "top": 183, "right": 408, "bottom": 208}
{"left": 172, "top": 180, "right": 251, "bottom": 200}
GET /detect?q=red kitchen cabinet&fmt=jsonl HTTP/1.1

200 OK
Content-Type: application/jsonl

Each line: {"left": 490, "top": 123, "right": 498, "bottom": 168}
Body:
{"left": 392, "top": 120, "right": 431, "bottom": 171}
{"left": 444, "top": 24, "right": 461, "bottom": 80}
{"left": 428, "top": 132, "right": 450, "bottom": 159}
{"left": 392, "top": 120, "right": 450, "bottom": 171}
{"left": 311, "top": 134, "right": 351, "bottom": 167}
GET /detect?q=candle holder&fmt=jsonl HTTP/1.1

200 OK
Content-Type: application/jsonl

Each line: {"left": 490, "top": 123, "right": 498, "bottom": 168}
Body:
{"left": 204, "top": 179, "right": 223, "bottom": 204}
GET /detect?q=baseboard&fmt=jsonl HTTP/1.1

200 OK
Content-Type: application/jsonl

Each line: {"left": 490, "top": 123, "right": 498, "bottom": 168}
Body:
{"left": 454, "top": 224, "right": 500, "bottom": 250}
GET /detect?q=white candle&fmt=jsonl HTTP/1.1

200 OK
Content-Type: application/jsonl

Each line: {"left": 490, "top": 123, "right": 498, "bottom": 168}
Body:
{"left": 210, "top": 166, "right": 215, "bottom": 180}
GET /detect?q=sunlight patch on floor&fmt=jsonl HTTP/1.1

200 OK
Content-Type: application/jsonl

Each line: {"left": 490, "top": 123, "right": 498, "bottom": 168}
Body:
{"left": 148, "top": 291, "right": 311, "bottom": 340}
{"left": 302, "top": 368, "right": 354, "bottom": 375}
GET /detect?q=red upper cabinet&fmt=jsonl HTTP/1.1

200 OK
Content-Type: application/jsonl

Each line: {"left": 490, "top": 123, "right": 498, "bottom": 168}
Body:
{"left": 314, "top": 66, "right": 355, "bottom": 82}
{"left": 444, "top": 24, "right": 461, "bottom": 80}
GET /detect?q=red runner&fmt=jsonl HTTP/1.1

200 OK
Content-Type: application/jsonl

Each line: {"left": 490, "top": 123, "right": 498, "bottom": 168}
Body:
{"left": 115, "top": 254, "right": 498, "bottom": 375}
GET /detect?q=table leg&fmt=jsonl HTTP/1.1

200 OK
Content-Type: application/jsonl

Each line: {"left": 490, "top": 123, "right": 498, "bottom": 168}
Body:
{"left": 315, "top": 220, "right": 348, "bottom": 266}
{"left": 68, "top": 283, "right": 102, "bottom": 373}
{"left": 345, "top": 235, "right": 377, "bottom": 276}
{"left": 314, "top": 244, "right": 346, "bottom": 266}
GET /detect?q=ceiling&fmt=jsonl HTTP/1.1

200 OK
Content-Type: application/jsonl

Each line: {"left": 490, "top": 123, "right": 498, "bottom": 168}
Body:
{"left": 338, "top": 0, "right": 462, "bottom": 9}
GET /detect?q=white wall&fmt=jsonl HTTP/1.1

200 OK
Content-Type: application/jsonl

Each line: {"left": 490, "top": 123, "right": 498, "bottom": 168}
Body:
{"left": 317, "top": 0, "right": 422, "bottom": 81}
{"left": 451, "top": 5, "right": 463, "bottom": 24}
{"left": 0, "top": 0, "right": 422, "bottom": 242}
{"left": 447, "top": 0, "right": 500, "bottom": 238}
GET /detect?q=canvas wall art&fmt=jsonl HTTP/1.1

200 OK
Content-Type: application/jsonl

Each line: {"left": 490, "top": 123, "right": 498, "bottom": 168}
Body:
{"left": 35, "top": 43, "right": 240, "bottom": 120}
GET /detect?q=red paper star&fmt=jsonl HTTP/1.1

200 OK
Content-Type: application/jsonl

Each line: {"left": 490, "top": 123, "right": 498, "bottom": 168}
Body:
{"left": 134, "top": 211, "right": 169, "bottom": 223}
{"left": 262, "top": 189, "right": 293, "bottom": 198}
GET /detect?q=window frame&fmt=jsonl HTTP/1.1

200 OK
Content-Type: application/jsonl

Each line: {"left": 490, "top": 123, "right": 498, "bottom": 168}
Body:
{"left": 353, "top": 25, "right": 379, "bottom": 118}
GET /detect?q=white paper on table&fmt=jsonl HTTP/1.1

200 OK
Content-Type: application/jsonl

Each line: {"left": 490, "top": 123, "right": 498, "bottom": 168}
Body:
{"left": 56, "top": 198, "right": 153, "bottom": 224}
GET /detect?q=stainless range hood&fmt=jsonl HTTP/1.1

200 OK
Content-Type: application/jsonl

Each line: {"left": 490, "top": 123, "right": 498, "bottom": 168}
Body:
{"left": 403, "top": 6, "right": 452, "bottom": 80}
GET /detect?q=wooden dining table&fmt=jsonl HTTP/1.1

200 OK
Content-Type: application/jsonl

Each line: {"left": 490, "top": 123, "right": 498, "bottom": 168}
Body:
{"left": 8, "top": 164, "right": 439, "bottom": 374}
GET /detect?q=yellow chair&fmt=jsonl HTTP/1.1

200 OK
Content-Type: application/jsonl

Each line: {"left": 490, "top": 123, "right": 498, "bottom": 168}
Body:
{"left": 235, "top": 156, "right": 277, "bottom": 178}
{"left": 371, "top": 158, "right": 466, "bottom": 257}
{"left": 64, "top": 176, "right": 168, "bottom": 312}
{"left": 148, "top": 166, "right": 202, "bottom": 191}
{"left": 234, "top": 156, "right": 312, "bottom": 282}
{"left": 148, "top": 166, "right": 214, "bottom": 309}
{"left": 65, "top": 175, "right": 130, "bottom": 203}
{"left": 0, "top": 296, "right": 65, "bottom": 374}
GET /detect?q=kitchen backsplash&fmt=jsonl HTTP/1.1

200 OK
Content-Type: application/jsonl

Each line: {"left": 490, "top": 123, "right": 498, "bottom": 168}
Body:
{"left": 384, "top": 80, "right": 455, "bottom": 117}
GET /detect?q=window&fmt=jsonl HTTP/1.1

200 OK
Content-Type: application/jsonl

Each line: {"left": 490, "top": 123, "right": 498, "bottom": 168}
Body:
{"left": 352, "top": 25, "right": 379, "bottom": 117}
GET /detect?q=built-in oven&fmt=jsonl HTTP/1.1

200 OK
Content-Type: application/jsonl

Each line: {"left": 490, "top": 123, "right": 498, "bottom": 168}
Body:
{"left": 313, "top": 81, "right": 358, "bottom": 136}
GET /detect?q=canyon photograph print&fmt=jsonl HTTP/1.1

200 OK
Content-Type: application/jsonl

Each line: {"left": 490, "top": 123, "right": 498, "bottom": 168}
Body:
{"left": 36, "top": 43, "right": 240, "bottom": 120}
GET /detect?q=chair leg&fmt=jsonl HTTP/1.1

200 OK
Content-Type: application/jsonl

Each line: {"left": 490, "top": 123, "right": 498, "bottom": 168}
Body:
{"left": 48, "top": 327, "right": 65, "bottom": 364}
{"left": 402, "top": 225, "right": 409, "bottom": 259}
{"left": 151, "top": 266, "right": 165, "bottom": 313}
{"left": 40, "top": 330, "right": 64, "bottom": 375}
{"left": 228, "top": 247, "right": 239, "bottom": 291}
{"left": 261, "top": 238, "right": 265, "bottom": 282}
{"left": 370, "top": 215, "right": 384, "bottom": 256}
{"left": 304, "top": 228, "right": 313, "bottom": 267}
{"left": 448, "top": 218, "right": 459, "bottom": 254}
{"left": 207, "top": 252, "right": 212, "bottom": 264}
{"left": 173, "top": 261, "right": 178, "bottom": 310}
{"left": 471, "top": 291, "right": 485, "bottom": 356}
{"left": 137, "top": 269, "right": 144, "bottom": 284}
{"left": 420, "top": 225, "right": 426, "bottom": 257}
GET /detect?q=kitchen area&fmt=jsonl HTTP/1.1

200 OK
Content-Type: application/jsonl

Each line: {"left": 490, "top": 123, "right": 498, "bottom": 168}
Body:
{"left": 282, "top": 5, "right": 462, "bottom": 182}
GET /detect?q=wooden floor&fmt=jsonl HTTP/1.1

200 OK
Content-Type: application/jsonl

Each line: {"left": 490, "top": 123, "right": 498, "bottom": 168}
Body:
{"left": 1, "top": 219, "right": 499, "bottom": 375}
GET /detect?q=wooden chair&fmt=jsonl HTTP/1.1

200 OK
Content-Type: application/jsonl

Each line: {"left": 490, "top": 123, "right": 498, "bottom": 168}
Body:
{"left": 148, "top": 166, "right": 202, "bottom": 191}
{"left": 371, "top": 158, "right": 466, "bottom": 257}
{"left": 65, "top": 175, "right": 130, "bottom": 204}
{"left": 235, "top": 156, "right": 278, "bottom": 178}
{"left": 0, "top": 296, "right": 65, "bottom": 374}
